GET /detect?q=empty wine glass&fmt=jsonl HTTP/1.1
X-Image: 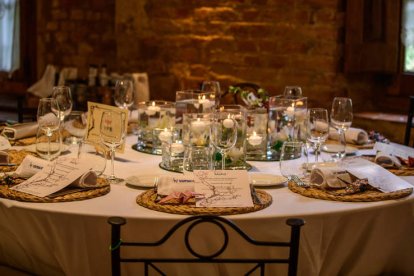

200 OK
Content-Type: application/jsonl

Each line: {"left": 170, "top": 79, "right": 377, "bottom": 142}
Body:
{"left": 307, "top": 108, "right": 329, "bottom": 163}
{"left": 100, "top": 110, "right": 126, "bottom": 183}
{"left": 283, "top": 86, "right": 302, "bottom": 99}
{"left": 330, "top": 97, "right": 353, "bottom": 159}
{"left": 36, "top": 98, "right": 61, "bottom": 160}
{"left": 114, "top": 79, "right": 134, "bottom": 109}
{"left": 279, "top": 141, "right": 307, "bottom": 181}
{"left": 210, "top": 112, "right": 238, "bottom": 170}
{"left": 201, "top": 80, "right": 221, "bottom": 105}
{"left": 52, "top": 86, "right": 73, "bottom": 123}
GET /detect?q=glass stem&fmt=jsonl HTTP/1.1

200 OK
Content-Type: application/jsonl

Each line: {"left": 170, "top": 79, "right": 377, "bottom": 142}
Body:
{"left": 47, "top": 135, "right": 51, "bottom": 161}
{"left": 221, "top": 150, "right": 226, "bottom": 170}
{"left": 314, "top": 143, "right": 320, "bottom": 163}
{"left": 339, "top": 129, "right": 346, "bottom": 157}
{"left": 110, "top": 147, "right": 116, "bottom": 179}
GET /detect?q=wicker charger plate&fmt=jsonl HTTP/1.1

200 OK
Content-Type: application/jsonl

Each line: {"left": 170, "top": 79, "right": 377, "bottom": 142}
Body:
{"left": 137, "top": 189, "right": 272, "bottom": 215}
{"left": 0, "top": 177, "right": 110, "bottom": 203}
{"left": 0, "top": 150, "right": 34, "bottom": 173}
{"left": 288, "top": 181, "right": 413, "bottom": 202}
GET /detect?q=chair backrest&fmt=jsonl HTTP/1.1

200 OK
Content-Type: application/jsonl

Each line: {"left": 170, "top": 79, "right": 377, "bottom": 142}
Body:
{"left": 108, "top": 215, "right": 305, "bottom": 276}
{"left": 404, "top": 96, "right": 414, "bottom": 147}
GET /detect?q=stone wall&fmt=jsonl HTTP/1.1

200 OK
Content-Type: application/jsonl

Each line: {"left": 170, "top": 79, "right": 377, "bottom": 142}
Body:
{"left": 36, "top": 0, "right": 381, "bottom": 111}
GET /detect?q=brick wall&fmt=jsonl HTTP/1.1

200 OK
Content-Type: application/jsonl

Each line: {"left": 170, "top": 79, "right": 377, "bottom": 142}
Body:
{"left": 36, "top": 0, "right": 381, "bottom": 112}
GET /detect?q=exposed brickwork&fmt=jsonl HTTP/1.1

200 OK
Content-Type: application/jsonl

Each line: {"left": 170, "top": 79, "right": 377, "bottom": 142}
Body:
{"left": 36, "top": 0, "right": 380, "bottom": 112}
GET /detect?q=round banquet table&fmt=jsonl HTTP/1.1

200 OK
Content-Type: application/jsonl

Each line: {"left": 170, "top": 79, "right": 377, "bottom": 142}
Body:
{"left": 0, "top": 136, "right": 413, "bottom": 276}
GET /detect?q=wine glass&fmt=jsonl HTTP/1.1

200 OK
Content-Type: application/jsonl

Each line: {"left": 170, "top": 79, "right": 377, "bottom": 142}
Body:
{"left": 330, "top": 97, "right": 353, "bottom": 159}
{"left": 100, "top": 110, "right": 126, "bottom": 183}
{"left": 307, "top": 108, "right": 329, "bottom": 163}
{"left": 52, "top": 86, "right": 73, "bottom": 123}
{"left": 279, "top": 141, "right": 307, "bottom": 181}
{"left": 36, "top": 98, "right": 61, "bottom": 160}
{"left": 114, "top": 79, "right": 134, "bottom": 109}
{"left": 201, "top": 80, "right": 221, "bottom": 105}
{"left": 283, "top": 86, "right": 302, "bottom": 99}
{"left": 210, "top": 112, "right": 238, "bottom": 170}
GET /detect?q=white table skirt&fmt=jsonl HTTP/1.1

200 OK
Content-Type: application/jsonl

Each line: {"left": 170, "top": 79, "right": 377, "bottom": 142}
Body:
{"left": 0, "top": 136, "right": 413, "bottom": 275}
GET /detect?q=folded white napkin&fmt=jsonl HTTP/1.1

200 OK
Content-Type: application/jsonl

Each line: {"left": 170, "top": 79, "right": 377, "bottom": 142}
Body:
{"left": 71, "top": 171, "right": 98, "bottom": 188}
{"left": 14, "top": 155, "right": 49, "bottom": 178}
{"left": 131, "top": 73, "right": 150, "bottom": 103}
{"left": 157, "top": 175, "right": 195, "bottom": 196}
{"left": 310, "top": 167, "right": 352, "bottom": 189}
{"left": 0, "top": 151, "right": 9, "bottom": 164}
{"left": 28, "top": 64, "right": 56, "bottom": 98}
{"left": 375, "top": 151, "right": 402, "bottom": 168}
{"left": 2, "top": 122, "right": 38, "bottom": 140}
{"left": 329, "top": 127, "right": 368, "bottom": 145}
{"left": 0, "top": 136, "right": 11, "bottom": 150}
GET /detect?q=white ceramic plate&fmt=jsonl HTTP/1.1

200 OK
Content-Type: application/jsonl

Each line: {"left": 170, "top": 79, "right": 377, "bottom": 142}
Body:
{"left": 322, "top": 144, "right": 358, "bottom": 155}
{"left": 303, "top": 161, "right": 338, "bottom": 171}
{"left": 125, "top": 174, "right": 164, "bottom": 188}
{"left": 24, "top": 144, "right": 70, "bottom": 154}
{"left": 249, "top": 173, "right": 288, "bottom": 187}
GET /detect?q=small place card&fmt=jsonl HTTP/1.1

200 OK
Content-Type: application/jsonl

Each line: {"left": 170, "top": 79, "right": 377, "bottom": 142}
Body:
{"left": 374, "top": 142, "right": 414, "bottom": 160}
{"left": 342, "top": 158, "right": 413, "bottom": 193}
{"left": 85, "top": 102, "right": 129, "bottom": 153}
{"left": 10, "top": 156, "right": 96, "bottom": 197}
{"left": 193, "top": 170, "right": 254, "bottom": 208}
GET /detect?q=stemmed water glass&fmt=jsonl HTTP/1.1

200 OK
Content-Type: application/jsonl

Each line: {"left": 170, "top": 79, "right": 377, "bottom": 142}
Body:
{"left": 52, "top": 86, "right": 73, "bottom": 123}
{"left": 210, "top": 112, "right": 238, "bottom": 170}
{"left": 307, "top": 108, "right": 329, "bottom": 163}
{"left": 330, "top": 97, "right": 353, "bottom": 159}
{"left": 114, "top": 79, "right": 134, "bottom": 109}
{"left": 100, "top": 110, "right": 126, "bottom": 183}
{"left": 37, "top": 98, "right": 61, "bottom": 160}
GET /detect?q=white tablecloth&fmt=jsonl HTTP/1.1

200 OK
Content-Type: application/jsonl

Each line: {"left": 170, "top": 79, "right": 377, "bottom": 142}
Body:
{"left": 0, "top": 136, "right": 413, "bottom": 275}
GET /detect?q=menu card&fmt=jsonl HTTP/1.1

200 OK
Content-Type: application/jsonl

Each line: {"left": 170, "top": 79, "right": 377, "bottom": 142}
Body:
{"left": 193, "top": 170, "right": 254, "bottom": 208}
{"left": 341, "top": 158, "right": 413, "bottom": 193}
{"left": 374, "top": 142, "right": 414, "bottom": 160}
{"left": 10, "top": 156, "right": 96, "bottom": 197}
{"left": 85, "top": 102, "right": 129, "bottom": 152}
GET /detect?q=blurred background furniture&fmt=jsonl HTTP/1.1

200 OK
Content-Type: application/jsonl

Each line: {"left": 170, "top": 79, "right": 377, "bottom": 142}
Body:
{"left": 404, "top": 96, "right": 414, "bottom": 146}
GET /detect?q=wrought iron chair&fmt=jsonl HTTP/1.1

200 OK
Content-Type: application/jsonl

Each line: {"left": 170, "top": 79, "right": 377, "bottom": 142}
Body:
{"left": 108, "top": 215, "right": 305, "bottom": 276}
{"left": 404, "top": 96, "right": 414, "bottom": 147}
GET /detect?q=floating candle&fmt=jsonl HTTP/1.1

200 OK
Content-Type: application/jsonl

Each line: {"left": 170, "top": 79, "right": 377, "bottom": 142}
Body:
{"left": 146, "top": 102, "right": 161, "bottom": 116}
{"left": 158, "top": 128, "right": 172, "bottom": 142}
{"left": 191, "top": 118, "right": 207, "bottom": 133}
{"left": 223, "top": 115, "right": 235, "bottom": 128}
{"left": 285, "top": 105, "right": 295, "bottom": 118}
{"left": 170, "top": 143, "right": 185, "bottom": 154}
{"left": 248, "top": 131, "right": 263, "bottom": 146}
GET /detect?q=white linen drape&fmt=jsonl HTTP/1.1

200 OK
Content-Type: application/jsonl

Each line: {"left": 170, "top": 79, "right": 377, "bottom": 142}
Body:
{"left": 402, "top": 0, "right": 414, "bottom": 46}
{"left": 0, "top": 0, "right": 19, "bottom": 73}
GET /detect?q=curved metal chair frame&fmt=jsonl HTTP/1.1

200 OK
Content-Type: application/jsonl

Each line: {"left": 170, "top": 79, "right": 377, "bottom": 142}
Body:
{"left": 108, "top": 215, "right": 305, "bottom": 276}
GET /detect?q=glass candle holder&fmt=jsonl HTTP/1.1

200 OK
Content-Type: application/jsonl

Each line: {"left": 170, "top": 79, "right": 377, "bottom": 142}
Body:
{"left": 182, "top": 113, "right": 212, "bottom": 147}
{"left": 246, "top": 107, "right": 268, "bottom": 159}
{"left": 160, "top": 128, "right": 184, "bottom": 171}
{"left": 136, "top": 101, "right": 175, "bottom": 151}
{"left": 268, "top": 95, "right": 307, "bottom": 159}
{"left": 212, "top": 105, "right": 247, "bottom": 170}
{"left": 175, "top": 90, "right": 216, "bottom": 127}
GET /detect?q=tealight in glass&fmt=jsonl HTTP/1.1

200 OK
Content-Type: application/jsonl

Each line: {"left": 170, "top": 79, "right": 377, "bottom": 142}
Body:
{"left": 160, "top": 128, "right": 185, "bottom": 171}
{"left": 136, "top": 101, "right": 175, "bottom": 152}
{"left": 246, "top": 107, "right": 268, "bottom": 159}
{"left": 175, "top": 90, "right": 216, "bottom": 127}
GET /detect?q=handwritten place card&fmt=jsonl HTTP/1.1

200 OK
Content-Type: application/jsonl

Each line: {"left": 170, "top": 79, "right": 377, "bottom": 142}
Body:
{"left": 193, "top": 170, "right": 254, "bottom": 208}
{"left": 85, "top": 102, "right": 129, "bottom": 153}
{"left": 374, "top": 142, "right": 414, "bottom": 160}
{"left": 10, "top": 156, "right": 96, "bottom": 197}
{"left": 341, "top": 158, "right": 413, "bottom": 193}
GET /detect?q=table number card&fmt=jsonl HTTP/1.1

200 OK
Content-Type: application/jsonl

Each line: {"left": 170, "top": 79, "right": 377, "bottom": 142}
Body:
{"left": 85, "top": 102, "right": 129, "bottom": 152}
{"left": 193, "top": 170, "right": 254, "bottom": 208}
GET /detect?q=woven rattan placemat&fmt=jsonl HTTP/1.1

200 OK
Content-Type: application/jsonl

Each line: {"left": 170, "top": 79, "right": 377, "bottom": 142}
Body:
{"left": 137, "top": 189, "right": 272, "bottom": 215}
{"left": 0, "top": 177, "right": 110, "bottom": 203}
{"left": 0, "top": 150, "right": 34, "bottom": 173}
{"left": 288, "top": 181, "right": 413, "bottom": 202}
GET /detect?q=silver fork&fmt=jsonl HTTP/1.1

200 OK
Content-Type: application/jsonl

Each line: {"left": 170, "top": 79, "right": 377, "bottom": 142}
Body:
{"left": 290, "top": 175, "right": 309, "bottom": 188}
